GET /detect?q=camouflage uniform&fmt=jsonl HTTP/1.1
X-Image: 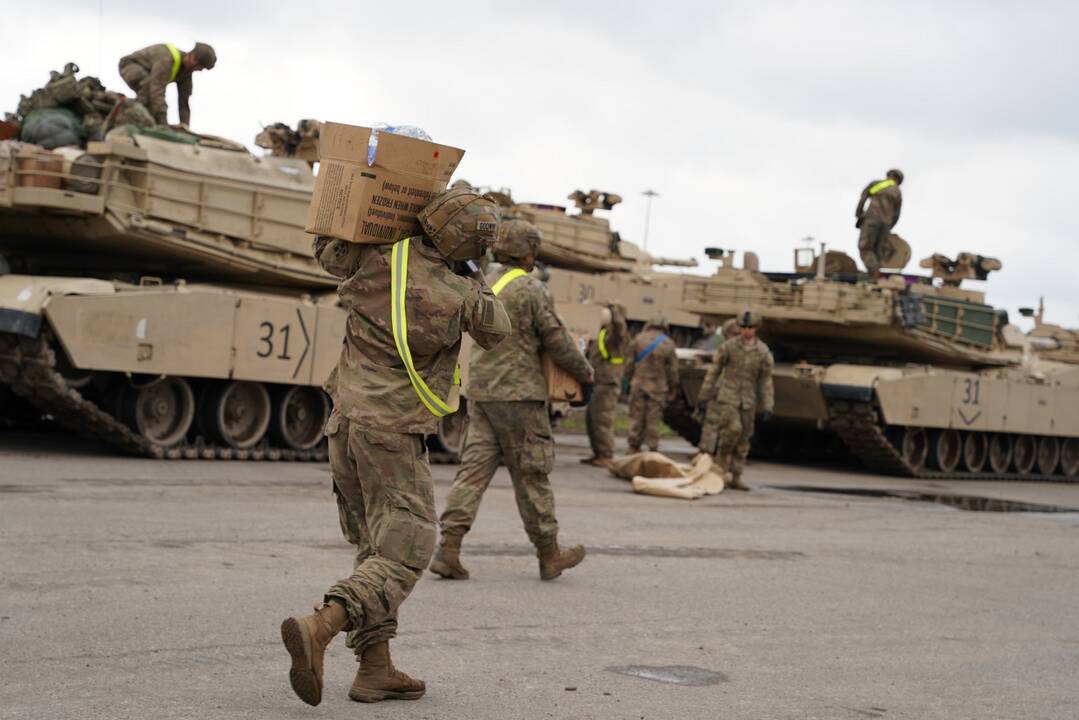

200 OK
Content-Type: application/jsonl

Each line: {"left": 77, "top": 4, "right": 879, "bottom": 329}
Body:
{"left": 439, "top": 264, "right": 593, "bottom": 547}
{"left": 697, "top": 337, "right": 774, "bottom": 480}
{"left": 856, "top": 177, "right": 903, "bottom": 273}
{"left": 624, "top": 325, "right": 678, "bottom": 452}
{"left": 118, "top": 44, "right": 196, "bottom": 125}
{"left": 584, "top": 305, "right": 628, "bottom": 461}
{"left": 312, "top": 235, "right": 509, "bottom": 654}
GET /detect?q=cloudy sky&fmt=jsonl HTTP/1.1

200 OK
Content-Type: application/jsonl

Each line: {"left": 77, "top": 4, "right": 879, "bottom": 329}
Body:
{"left": 6, "top": 1, "right": 1077, "bottom": 326}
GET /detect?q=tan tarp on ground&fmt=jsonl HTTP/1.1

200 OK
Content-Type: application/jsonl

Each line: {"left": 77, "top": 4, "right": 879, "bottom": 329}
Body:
{"left": 607, "top": 452, "right": 725, "bottom": 500}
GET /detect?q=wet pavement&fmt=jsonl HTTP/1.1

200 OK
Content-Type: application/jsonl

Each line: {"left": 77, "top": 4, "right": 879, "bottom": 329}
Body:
{"left": 1, "top": 430, "right": 1078, "bottom": 719}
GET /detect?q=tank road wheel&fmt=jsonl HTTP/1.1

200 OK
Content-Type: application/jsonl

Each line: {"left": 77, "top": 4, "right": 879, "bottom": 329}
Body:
{"left": 1037, "top": 436, "right": 1061, "bottom": 476}
{"left": 962, "top": 432, "right": 988, "bottom": 473}
{"left": 119, "top": 377, "right": 195, "bottom": 447}
{"left": 989, "top": 434, "right": 1013, "bottom": 474}
{"left": 1012, "top": 435, "right": 1037, "bottom": 475}
{"left": 929, "top": 429, "right": 962, "bottom": 472}
{"left": 200, "top": 381, "right": 272, "bottom": 449}
{"left": 900, "top": 427, "right": 929, "bottom": 471}
{"left": 1059, "top": 439, "right": 1079, "bottom": 478}
{"left": 270, "top": 386, "right": 330, "bottom": 451}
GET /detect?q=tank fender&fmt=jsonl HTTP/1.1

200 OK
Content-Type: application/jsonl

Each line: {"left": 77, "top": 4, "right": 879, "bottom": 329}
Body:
{"left": 0, "top": 274, "right": 115, "bottom": 337}
{"left": 820, "top": 363, "right": 904, "bottom": 402}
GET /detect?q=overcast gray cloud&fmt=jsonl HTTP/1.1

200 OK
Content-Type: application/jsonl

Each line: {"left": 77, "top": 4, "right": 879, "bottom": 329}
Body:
{"left": 6, "top": 0, "right": 1077, "bottom": 326}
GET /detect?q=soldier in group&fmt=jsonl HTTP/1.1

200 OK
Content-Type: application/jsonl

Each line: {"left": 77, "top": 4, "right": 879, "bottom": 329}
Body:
{"left": 118, "top": 42, "right": 217, "bottom": 127}
{"left": 279, "top": 188, "right": 510, "bottom": 706}
{"left": 581, "top": 301, "right": 628, "bottom": 468}
{"left": 430, "top": 219, "right": 595, "bottom": 582}
{"left": 624, "top": 316, "right": 679, "bottom": 453}
{"left": 696, "top": 310, "right": 774, "bottom": 490}
{"left": 855, "top": 168, "right": 904, "bottom": 275}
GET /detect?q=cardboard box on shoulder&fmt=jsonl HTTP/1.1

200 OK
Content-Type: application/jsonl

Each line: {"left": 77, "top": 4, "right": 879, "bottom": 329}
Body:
{"left": 305, "top": 122, "right": 464, "bottom": 244}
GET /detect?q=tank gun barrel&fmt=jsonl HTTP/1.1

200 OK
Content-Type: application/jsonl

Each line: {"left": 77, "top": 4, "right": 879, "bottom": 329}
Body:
{"left": 646, "top": 255, "right": 698, "bottom": 268}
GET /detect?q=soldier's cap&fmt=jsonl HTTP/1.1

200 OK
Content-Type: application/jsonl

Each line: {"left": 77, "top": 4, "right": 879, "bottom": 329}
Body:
{"left": 738, "top": 309, "right": 760, "bottom": 328}
{"left": 192, "top": 42, "right": 217, "bottom": 69}
{"left": 494, "top": 218, "right": 542, "bottom": 259}
{"left": 886, "top": 168, "right": 904, "bottom": 184}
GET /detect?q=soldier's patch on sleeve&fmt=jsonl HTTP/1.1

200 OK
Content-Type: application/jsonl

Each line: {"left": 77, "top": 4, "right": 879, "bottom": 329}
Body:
{"left": 480, "top": 296, "right": 497, "bottom": 328}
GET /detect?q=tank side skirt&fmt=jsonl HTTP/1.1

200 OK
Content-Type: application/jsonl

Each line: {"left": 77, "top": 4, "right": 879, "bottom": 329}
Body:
{"left": 826, "top": 399, "right": 1075, "bottom": 482}
{"left": 0, "top": 331, "right": 327, "bottom": 462}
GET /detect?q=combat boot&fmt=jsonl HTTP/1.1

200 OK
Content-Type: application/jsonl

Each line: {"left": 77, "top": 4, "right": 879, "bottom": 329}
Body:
{"left": 349, "top": 641, "right": 426, "bottom": 703}
{"left": 537, "top": 540, "right": 586, "bottom": 580}
{"left": 280, "top": 601, "right": 350, "bottom": 706}
{"left": 429, "top": 533, "right": 469, "bottom": 579}
{"left": 728, "top": 468, "right": 750, "bottom": 491}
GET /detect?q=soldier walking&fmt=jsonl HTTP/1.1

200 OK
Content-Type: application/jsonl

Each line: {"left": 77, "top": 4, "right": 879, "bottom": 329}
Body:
{"left": 581, "top": 301, "right": 628, "bottom": 468}
{"left": 696, "top": 310, "right": 774, "bottom": 490}
{"left": 855, "top": 168, "right": 904, "bottom": 274}
{"left": 279, "top": 188, "right": 510, "bottom": 706}
{"left": 430, "top": 219, "right": 595, "bottom": 581}
{"left": 624, "top": 316, "right": 678, "bottom": 453}
{"left": 118, "top": 42, "right": 217, "bottom": 126}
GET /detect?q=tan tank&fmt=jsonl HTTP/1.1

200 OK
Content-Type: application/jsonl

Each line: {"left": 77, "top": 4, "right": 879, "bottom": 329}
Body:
{"left": 0, "top": 274, "right": 344, "bottom": 459}
{"left": 0, "top": 131, "right": 333, "bottom": 288}
{"left": 0, "top": 96, "right": 343, "bottom": 459}
{"left": 668, "top": 244, "right": 1079, "bottom": 481}
{"left": 488, "top": 188, "right": 704, "bottom": 343}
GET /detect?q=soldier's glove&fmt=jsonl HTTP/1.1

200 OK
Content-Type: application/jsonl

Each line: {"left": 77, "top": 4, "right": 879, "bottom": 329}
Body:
{"left": 570, "top": 382, "right": 594, "bottom": 408}
{"left": 759, "top": 410, "right": 774, "bottom": 423}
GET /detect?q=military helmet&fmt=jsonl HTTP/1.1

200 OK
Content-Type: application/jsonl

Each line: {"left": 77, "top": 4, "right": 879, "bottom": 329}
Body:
{"left": 418, "top": 187, "right": 501, "bottom": 261}
{"left": 721, "top": 318, "right": 739, "bottom": 337}
{"left": 192, "top": 43, "right": 217, "bottom": 69}
{"left": 647, "top": 314, "right": 669, "bottom": 330}
{"left": 737, "top": 309, "right": 761, "bottom": 328}
{"left": 494, "top": 219, "right": 542, "bottom": 260}
{"left": 886, "top": 168, "right": 904, "bottom": 185}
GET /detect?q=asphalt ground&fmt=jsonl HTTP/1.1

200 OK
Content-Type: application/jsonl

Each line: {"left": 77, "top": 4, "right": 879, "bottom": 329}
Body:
{"left": 1, "top": 430, "right": 1077, "bottom": 720}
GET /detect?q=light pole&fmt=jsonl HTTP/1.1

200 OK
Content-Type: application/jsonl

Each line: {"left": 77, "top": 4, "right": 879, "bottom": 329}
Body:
{"left": 641, "top": 189, "right": 659, "bottom": 252}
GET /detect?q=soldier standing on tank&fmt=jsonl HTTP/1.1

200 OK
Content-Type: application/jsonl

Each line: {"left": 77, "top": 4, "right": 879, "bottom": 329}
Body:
{"left": 581, "top": 301, "right": 628, "bottom": 468}
{"left": 624, "top": 316, "right": 679, "bottom": 453}
{"left": 855, "top": 168, "right": 904, "bottom": 275}
{"left": 279, "top": 188, "right": 510, "bottom": 706}
{"left": 696, "top": 310, "right": 774, "bottom": 490}
{"left": 118, "top": 42, "right": 217, "bottom": 127}
{"left": 430, "top": 219, "right": 595, "bottom": 582}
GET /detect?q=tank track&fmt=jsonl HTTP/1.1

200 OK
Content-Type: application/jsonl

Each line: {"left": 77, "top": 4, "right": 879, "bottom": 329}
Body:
{"left": 662, "top": 398, "right": 703, "bottom": 447}
{"left": 0, "top": 332, "right": 327, "bottom": 462}
{"left": 826, "top": 399, "right": 1074, "bottom": 482}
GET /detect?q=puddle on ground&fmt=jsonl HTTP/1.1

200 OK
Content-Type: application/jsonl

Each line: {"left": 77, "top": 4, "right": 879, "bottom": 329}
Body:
{"left": 769, "top": 485, "right": 1079, "bottom": 514}
{"left": 0, "top": 484, "right": 54, "bottom": 494}
{"left": 459, "top": 543, "right": 804, "bottom": 560}
{"left": 607, "top": 664, "right": 728, "bottom": 686}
